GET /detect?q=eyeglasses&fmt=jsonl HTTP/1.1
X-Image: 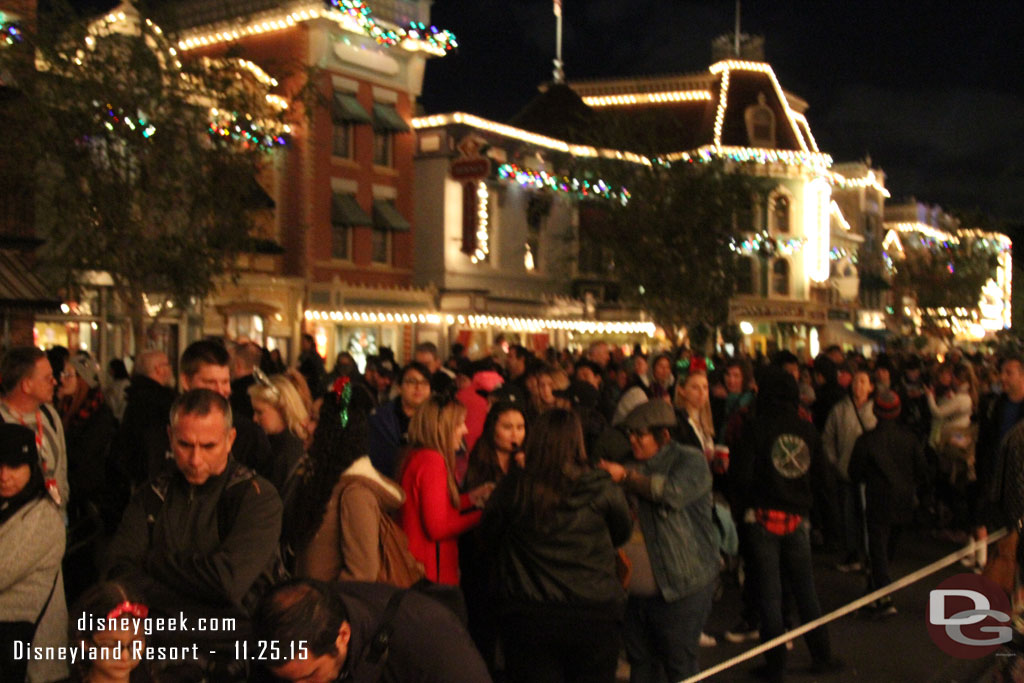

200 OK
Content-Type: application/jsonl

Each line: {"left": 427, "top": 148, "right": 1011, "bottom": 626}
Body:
{"left": 402, "top": 378, "right": 430, "bottom": 388}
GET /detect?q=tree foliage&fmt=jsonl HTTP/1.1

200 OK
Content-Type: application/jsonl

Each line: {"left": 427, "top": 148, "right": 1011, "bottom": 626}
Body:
{"left": 0, "top": 5, "right": 289, "bottom": 346}
{"left": 892, "top": 236, "right": 1000, "bottom": 331}
{"left": 560, "top": 108, "right": 766, "bottom": 338}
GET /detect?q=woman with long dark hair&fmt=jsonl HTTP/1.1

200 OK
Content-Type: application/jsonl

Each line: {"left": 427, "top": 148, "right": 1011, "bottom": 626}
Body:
{"left": 289, "top": 378, "right": 422, "bottom": 585}
{"left": 460, "top": 401, "right": 527, "bottom": 673}
{"left": 481, "top": 408, "right": 631, "bottom": 683}
{"left": 0, "top": 423, "right": 68, "bottom": 682}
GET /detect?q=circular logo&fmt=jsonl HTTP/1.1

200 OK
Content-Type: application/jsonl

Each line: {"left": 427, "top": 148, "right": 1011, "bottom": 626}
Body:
{"left": 770, "top": 434, "right": 810, "bottom": 479}
{"left": 926, "top": 573, "right": 1013, "bottom": 659}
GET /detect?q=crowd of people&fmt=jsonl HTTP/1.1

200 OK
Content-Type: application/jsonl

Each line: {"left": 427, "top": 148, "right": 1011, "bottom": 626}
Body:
{"left": 2, "top": 334, "right": 1024, "bottom": 682}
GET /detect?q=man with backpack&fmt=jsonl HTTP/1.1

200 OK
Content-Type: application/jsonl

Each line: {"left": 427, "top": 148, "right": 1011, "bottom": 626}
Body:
{"left": 104, "top": 389, "right": 283, "bottom": 679}
{"left": 253, "top": 579, "right": 490, "bottom": 683}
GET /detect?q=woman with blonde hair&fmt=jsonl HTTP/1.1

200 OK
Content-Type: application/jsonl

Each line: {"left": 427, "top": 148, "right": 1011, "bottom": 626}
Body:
{"left": 248, "top": 373, "right": 309, "bottom": 498}
{"left": 400, "top": 394, "right": 495, "bottom": 585}
{"left": 673, "top": 360, "right": 716, "bottom": 457}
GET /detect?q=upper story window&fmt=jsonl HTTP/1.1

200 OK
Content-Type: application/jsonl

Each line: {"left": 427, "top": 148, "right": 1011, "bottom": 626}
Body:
{"left": 372, "top": 103, "right": 409, "bottom": 168}
{"left": 772, "top": 194, "right": 790, "bottom": 233}
{"left": 371, "top": 199, "right": 410, "bottom": 266}
{"left": 744, "top": 92, "right": 776, "bottom": 148}
{"left": 332, "top": 92, "right": 370, "bottom": 160}
{"left": 331, "top": 192, "right": 371, "bottom": 260}
{"left": 772, "top": 258, "right": 790, "bottom": 296}
{"left": 736, "top": 256, "right": 755, "bottom": 295}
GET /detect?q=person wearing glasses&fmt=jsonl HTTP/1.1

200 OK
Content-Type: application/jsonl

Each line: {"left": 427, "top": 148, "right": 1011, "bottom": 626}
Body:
{"left": 599, "top": 399, "right": 720, "bottom": 681}
{"left": 369, "top": 362, "right": 432, "bottom": 478}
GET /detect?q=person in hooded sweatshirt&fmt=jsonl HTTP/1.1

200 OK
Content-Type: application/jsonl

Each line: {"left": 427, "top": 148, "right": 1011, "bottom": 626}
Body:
{"left": 482, "top": 408, "right": 631, "bottom": 683}
{"left": 849, "top": 389, "right": 930, "bottom": 615}
{"left": 730, "top": 366, "right": 843, "bottom": 683}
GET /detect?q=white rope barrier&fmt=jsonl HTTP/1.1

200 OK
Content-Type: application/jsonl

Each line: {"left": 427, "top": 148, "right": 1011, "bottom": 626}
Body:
{"left": 682, "top": 527, "right": 1009, "bottom": 683}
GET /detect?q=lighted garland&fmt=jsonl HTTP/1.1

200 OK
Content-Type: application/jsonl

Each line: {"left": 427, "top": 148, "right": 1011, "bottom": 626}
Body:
{"left": 829, "top": 246, "right": 858, "bottom": 263}
{"left": 76, "top": 14, "right": 288, "bottom": 151}
{"left": 1, "top": 21, "right": 21, "bottom": 45}
{"left": 497, "top": 163, "right": 630, "bottom": 204}
{"left": 729, "top": 231, "right": 806, "bottom": 256}
{"left": 328, "top": 0, "right": 457, "bottom": 53}
{"left": 666, "top": 146, "right": 833, "bottom": 174}
{"left": 208, "top": 110, "right": 287, "bottom": 151}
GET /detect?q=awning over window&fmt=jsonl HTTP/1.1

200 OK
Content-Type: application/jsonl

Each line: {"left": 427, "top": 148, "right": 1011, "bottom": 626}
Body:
{"left": 373, "top": 200, "right": 410, "bottom": 231}
{"left": 332, "top": 93, "right": 371, "bottom": 124}
{"left": 331, "top": 194, "right": 371, "bottom": 227}
{"left": 0, "top": 251, "right": 62, "bottom": 311}
{"left": 248, "top": 178, "right": 275, "bottom": 209}
{"left": 372, "top": 103, "right": 409, "bottom": 132}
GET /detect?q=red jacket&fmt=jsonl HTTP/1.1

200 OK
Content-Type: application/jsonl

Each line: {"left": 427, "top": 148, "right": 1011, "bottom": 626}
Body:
{"left": 399, "top": 448, "right": 481, "bottom": 585}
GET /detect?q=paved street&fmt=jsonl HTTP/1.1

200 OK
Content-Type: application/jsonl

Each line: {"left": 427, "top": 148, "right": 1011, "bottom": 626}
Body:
{"left": 683, "top": 528, "right": 1016, "bottom": 682}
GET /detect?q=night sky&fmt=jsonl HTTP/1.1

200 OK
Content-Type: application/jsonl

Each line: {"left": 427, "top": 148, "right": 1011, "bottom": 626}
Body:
{"left": 63, "top": 0, "right": 1024, "bottom": 229}
{"left": 420, "top": 0, "right": 1024, "bottom": 230}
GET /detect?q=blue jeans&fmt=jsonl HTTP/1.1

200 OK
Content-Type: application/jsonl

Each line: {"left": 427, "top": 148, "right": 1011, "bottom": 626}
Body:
{"left": 624, "top": 581, "right": 716, "bottom": 683}
{"left": 747, "top": 520, "right": 832, "bottom": 674}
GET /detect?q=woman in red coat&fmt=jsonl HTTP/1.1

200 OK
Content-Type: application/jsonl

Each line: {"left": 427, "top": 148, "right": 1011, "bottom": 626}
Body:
{"left": 400, "top": 395, "right": 494, "bottom": 585}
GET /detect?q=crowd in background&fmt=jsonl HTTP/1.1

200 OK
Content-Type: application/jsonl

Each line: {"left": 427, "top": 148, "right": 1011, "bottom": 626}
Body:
{"left": 3, "top": 332, "right": 1024, "bottom": 682}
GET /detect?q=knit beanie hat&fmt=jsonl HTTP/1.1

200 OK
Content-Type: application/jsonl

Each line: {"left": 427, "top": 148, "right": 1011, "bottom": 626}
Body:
{"left": 0, "top": 423, "right": 38, "bottom": 468}
{"left": 68, "top": 354, "right": 101, "bottom": 389}
{"left": 873, "top": 389, "right": 901, "bottom": 420}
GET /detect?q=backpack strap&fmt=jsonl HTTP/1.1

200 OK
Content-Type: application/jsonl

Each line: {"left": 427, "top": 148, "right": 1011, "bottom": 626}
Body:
{"left": 361, "top": 588, "right": 408, "bottom": 668}
{"left": 39, "top": 404, "right": 57, "bottom": 431}
{"left": 217, "top": 461, "right": 259, "bottom": 542}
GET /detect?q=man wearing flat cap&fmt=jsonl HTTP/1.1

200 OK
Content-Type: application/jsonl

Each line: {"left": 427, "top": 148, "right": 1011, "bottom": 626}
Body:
{"left": 599, "top": 398, "right": 720, "bottom": 680}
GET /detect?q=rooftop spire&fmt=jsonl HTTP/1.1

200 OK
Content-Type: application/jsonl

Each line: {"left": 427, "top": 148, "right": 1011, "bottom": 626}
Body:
{"left": 553, "top": 0, "right": 564, "bottom": 83}
{"left": 734, "top": 0, "right": 741, "bottom": 56}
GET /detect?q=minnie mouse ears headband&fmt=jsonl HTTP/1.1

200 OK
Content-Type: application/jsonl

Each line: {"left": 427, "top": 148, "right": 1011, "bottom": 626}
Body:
{"left": 676, "top": 354, "right": 714, "bottom": 376}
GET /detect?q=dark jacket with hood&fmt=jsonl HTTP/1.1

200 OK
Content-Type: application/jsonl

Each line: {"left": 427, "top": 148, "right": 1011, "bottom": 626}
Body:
{"left": 481, "top": 467, "right": 631, "bottom": 618}
{"left": 115, "top": 374, "right": 176, "bottom": 486}
{"left": 849, "top": 417, "right": 929, "bottom": 524}
{"left": 811, "top": 356, "right": 846, "bottom": 434}
{"left": 731, "top": 366, "right": 827, "bottom": 517}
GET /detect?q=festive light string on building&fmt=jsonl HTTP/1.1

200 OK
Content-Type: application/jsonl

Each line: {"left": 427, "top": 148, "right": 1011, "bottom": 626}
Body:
{"left": 208, "top": 108, "right": 287, "bottom": 150}
{"left": 303, "top": 309, "right": 657, "bottom": 336}
{"left": 708, "top": 60, "right": 808, "bottom": 154}
{"left": 471, "top": 181, "right": 489, "bottom": 264}
{"left": 664, "top": 145, "right": 833, "bottom": 172}
{"left": 1, "top": 19, "right": 21, "bottom": 45}
{"left": 832, "top": 169, "right": 890, "bottom": 197}
{"left": 176, "top": 1, "right": 457, "bottom": 56}
{"left": 830, "top": 201, "right": 851, "bottom": 231}
{"left": 68, "top": 11, "right": 290, "bottom": 151}
{"left": 496, "top": 163, "right": 630, "bottom": 203}
{"left": 581, "top": 90, "right": 712, "bottom": 107}
{"left": 889, "top": 222, "right": 959, "bottom": 244}
{"left": 729, "top": 231, "right": 807, "bottom": 256}
{"left": 829, "top": 246, "right": 858, "bottom": 263}
{"left": 790, "top": 112, "right": 819, "bottom": 152}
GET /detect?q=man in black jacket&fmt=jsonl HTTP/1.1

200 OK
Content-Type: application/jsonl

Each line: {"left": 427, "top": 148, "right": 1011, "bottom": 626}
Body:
{"left": 730, "top": 366, "right": 842, "bottom": 682}
{"left": 106, "top": 389, "right": 282, "bottom": 680}
{"left": 849, "top": 389, "right": 929, "bottom": 615}
{"left": 255, "top": 579, "right": 491, "bottom": 683}
{"left": 115, "top": 350, "right": 176, "bottom": 488}
{"left": 976, "top": 354, "right": 1024, "bottom": 535}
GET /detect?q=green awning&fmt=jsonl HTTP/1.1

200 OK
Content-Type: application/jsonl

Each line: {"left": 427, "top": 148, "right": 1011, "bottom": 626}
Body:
{"left": 372, "top": 103, "right": 409, "bottom": 132}
{"left": 331, "top": 194, "right": 371, "bottom": 227}
{"left": 332, "top": 93, "right": 371, "bottom": 124}
{"left": 373, "top": 200, "right": 410, "bottom": 231}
